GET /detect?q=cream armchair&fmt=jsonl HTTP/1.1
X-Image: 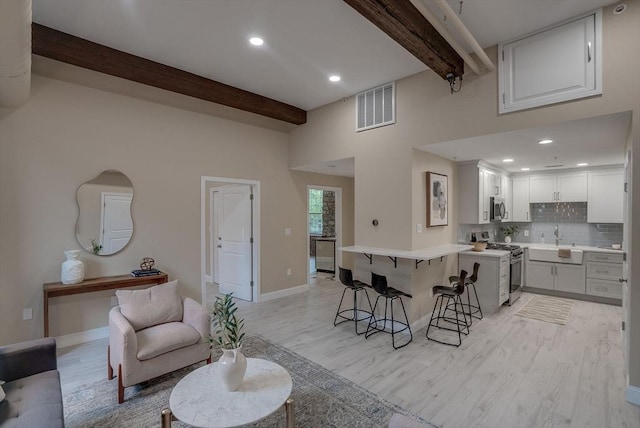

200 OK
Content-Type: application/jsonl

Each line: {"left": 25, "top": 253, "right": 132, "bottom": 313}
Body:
{"left": 108, "top": 280, "right": 210, "bottom": 403}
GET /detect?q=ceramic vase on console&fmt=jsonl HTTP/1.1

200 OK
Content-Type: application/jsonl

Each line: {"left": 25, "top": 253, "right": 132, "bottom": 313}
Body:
{"left": 218, "top": 346, "right": 247, "bottom": 391}
{"left": 504, "top": 236, "right": 512, "bottom": 244}
{"left": 61, "top": 250, "right": 85, "bottom": 284}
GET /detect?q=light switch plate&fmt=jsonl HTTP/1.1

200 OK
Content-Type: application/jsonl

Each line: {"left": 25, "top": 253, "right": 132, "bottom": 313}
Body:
{"left": 285, "top": 228, "right": 291, "bottom": 236}
{"left": 416, "top": 224, "right": 423, "bottom": 233}
{"left": 524, "top": 229, "right": 529, "bottom": 237}
{"left": 23, "top": 308, "right": 32, "bottom": 320}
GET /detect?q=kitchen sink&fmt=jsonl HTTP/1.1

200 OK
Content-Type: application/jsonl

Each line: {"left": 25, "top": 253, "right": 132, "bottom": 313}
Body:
{"left": 528, "top": 247, "right": 583, "bottom": 264}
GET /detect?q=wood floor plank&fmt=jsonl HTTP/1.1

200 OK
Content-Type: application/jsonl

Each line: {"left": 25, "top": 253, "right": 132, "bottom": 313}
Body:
{"left": 57, "top": 276, "right": 640, "bottom": 427}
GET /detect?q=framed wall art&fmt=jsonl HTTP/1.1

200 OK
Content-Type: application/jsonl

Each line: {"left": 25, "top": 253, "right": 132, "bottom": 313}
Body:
{"left": 427, "top": 172, "right": 448, "bottom": 227}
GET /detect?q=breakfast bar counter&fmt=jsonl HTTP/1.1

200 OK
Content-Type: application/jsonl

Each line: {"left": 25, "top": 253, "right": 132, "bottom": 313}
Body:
{"left": 339, "top": 244, "right": 473, "bottom": 328}
{"left": 340, "top": 244, "right": 472, "bottom": 265}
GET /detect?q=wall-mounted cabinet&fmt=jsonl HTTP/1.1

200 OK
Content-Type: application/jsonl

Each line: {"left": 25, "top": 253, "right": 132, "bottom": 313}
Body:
{"left": 499, "top": 10, "right": 602, "bottom": 114}
{"left": 458, "top": 162, "right": 509, "bottom": 225}
{"left": 587, "top": 170, "right": 624, "bottom": 223}
{"left": 529, "top": 172, "right": 587, "bottom": 203}
{"left": 511, "top": 176, "right": 530, "bottom": 222}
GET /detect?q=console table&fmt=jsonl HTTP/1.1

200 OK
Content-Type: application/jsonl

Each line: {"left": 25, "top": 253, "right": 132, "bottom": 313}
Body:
{"left": 43, "top": 273, "right": 168, "bottom": 337}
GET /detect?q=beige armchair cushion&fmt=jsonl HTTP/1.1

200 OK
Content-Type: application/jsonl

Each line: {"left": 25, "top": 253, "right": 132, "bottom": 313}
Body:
{"left": 136, "top": 322, "right": 201, "bottom": 361}
{"left": 116, "top": 280, "right": 183, "bottom": 331}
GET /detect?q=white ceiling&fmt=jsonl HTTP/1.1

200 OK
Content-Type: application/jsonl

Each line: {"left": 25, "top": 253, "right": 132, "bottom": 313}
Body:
{"left": 419, "top": 112, "right": 631, "bottom": 173}
{"left": 32, "top": 0, "right": 619, "bottom": 111}
{"left": 31, "top": 0, "right": 626, "bottom": 178}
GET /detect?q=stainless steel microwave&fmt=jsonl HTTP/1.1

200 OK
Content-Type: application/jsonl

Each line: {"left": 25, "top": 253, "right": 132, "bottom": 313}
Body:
{"left": 490, "top": 196, "right": 506, "bottom": 222}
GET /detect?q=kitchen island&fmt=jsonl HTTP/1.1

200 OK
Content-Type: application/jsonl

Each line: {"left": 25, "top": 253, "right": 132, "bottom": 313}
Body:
{"left": 339, "top": 244, "right": 472, "bottom": 331}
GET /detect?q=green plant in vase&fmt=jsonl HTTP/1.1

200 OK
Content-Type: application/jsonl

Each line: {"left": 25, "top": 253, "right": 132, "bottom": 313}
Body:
{"left": 499, "top": 225, "right": 519, "bottom": 243}
{"left": 90, "top": 239, "right": 103, "bottom": 255}
{"left": 209, "top": 293, "right": 247, "bottom": 391}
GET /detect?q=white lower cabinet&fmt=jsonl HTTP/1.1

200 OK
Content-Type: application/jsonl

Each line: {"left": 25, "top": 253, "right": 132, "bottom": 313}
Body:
{"left": 585, "top": 252, "right": 623, "bottom": 300}
{"left": 459, "top": 253, "right": 510, "bottom": 315}
{"left": 526, "top": 261, "right": 585, "bottom": 294}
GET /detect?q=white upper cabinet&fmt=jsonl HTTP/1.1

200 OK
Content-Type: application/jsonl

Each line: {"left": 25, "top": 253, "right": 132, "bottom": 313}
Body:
{"left": 529, "top": 172, "right": 587, "bottom": 203}
{"left": 529, "top": 175, "right": 557, "bottom": 203}
{"left": 499, "top": 10, "right": 602, "bottom": 114}
{"left": 556, "top": 172, "right": 588, "bottom": 202}
{"left": 511, "top": 176, "right": 530, "bottom": 222}
{"left": 458, "top": 162, "right": 503, "bottom": 225}
{"left": 587, "top": 169, "right": 624, "bottom": 223}
{"left": 502, "top": 175, "right": 512, "bottom": 221}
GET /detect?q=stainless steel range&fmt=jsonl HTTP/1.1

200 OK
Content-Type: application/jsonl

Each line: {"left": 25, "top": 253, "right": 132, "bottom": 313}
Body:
{"left": 486, "top": 243, "right": 523, "bottom": 305}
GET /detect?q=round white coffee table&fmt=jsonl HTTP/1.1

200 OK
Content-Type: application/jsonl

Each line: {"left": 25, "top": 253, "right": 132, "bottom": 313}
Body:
{"left": 163, "top": 358, "right": 293, "bottom": 428}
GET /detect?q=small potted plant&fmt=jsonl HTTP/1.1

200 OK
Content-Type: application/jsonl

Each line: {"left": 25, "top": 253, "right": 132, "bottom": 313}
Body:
{"left": 499, "top": 225, "right": 519, "bottom": 244}
{"left": 209, "top": 293, "right": 246, "bottom": 391}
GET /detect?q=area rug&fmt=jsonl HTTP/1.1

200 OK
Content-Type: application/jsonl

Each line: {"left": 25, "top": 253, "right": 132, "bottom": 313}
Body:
{"left": 514, "top": 295, "right": 575, "bottom": 325}
{"left": 63, "top": 336, "right": 435, "bottom": 428}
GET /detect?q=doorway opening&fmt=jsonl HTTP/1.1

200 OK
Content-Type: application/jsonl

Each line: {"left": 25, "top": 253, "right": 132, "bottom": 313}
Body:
{"left": 307, "top": 185, "right": 342, "bottom": 283}
{"left": 201, "top": 177, "right": 260, "bottom": 307}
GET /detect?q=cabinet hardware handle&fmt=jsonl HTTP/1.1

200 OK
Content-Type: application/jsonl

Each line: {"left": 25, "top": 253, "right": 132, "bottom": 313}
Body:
{"left": 619, "top": 278, "right": 628, "bottom": 283}
{"left": 526, "top": 211, "right": 529, "bottom": 220}
{"left": 587, "top": 42, "right": 592, "bottom": 63}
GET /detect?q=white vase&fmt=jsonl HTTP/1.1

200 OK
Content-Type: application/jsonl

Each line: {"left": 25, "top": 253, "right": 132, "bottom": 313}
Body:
{"left": 61, "top": 250, "right": 85, "bottom": 284}
{"left": 218, "top": 346, "right": 247, "bottom": 392}
{"left": 504, "top": 236, "right": 512, "bottom": 244}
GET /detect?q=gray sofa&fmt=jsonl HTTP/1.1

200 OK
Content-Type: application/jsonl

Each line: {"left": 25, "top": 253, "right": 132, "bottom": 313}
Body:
{"left": 0, "top": 337, "right": 64, "bottom": 428}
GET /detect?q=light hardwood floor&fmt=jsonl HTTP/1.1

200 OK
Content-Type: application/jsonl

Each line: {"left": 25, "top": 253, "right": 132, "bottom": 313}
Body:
{"left": 58, "top": 277, "right": 640, "bottom": 427}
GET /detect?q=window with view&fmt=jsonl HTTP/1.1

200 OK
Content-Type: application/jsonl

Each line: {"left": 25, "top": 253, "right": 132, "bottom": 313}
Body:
{"left": 308, "top": 189, "right": 323, "bottom": 236}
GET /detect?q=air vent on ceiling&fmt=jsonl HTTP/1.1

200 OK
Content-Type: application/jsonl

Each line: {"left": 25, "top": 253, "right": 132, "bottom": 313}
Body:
{"left": 544, "top": 164, "right": 565, "bottom": 168}
{"left": 356, "top": 82, "right": 395, "bottom": 132}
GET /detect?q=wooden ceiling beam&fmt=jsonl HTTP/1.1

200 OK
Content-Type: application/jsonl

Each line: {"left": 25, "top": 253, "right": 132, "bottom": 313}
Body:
{"left": 343, "top": 0, "right": 464, "bottom": 79}
{"left": 31, "top": 23, "right": 307, "bottom": 125}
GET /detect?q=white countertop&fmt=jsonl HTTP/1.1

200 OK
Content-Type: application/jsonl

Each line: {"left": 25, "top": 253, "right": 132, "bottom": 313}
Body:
{"left": 340, "top": 244, "right": 473, "bottom": 261}
{"left": 511, "top": 242, "right": 625, "bottom": 254}
{"left": 459, "top": 249, "right": 511, "bottom": 258}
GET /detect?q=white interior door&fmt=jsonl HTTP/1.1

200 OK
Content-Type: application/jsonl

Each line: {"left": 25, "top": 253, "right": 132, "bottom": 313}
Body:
{"left": 218, "top": 185, "right": 253, "bottom": 301}
{"left": 100, "top": 193, "right": 133, "bottom": 254}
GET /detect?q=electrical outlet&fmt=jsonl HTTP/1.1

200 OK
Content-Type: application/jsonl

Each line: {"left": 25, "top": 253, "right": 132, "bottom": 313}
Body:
{"left": 284, "top": 228, "right": 291, "bottom": 236}
{"left": 416, "top": 224, "right": 422, "bottom": 233}
{"left": 23, "top": 308, "right": 32, "bottom": 320}
{"left": 286, "top": 268, "right": 292, "bottom": 276}
{"left": 524, "top": 229, "right": 529, "bottom": 237}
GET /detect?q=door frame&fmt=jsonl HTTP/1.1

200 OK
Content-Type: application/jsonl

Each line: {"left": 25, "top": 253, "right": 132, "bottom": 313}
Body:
{"left": 306, "top": 185, "right": 342, "bottom": 282}
{"left": 209, "top": 188, "right": 220, "bottom": 285}
{"left": 201, "top": 176, "right": 260, "bottom": 304}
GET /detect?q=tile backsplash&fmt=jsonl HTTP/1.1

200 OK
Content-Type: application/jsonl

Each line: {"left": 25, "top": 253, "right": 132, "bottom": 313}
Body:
{"left": 458, "top": 202, "right": 623, "bottom": 247}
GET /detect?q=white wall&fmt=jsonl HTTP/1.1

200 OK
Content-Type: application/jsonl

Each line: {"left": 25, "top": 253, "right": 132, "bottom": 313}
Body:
{"left": 0, "top": 73, "right": 354, "bottom": 343}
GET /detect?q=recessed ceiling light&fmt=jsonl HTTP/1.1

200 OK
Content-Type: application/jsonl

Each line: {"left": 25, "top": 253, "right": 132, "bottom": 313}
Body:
{"left": 521, "top": 167, "right": 530, "bottom": 171}
{"left": 329, "top": 75, "right": 341, "bottom": 82}
{"left": 503, "top": 158, "right": 514, "bottom": 163}
{"left": 577, "top": 162, "right": 588, "bottom": 167}
{"left": 538, "top": 139, "right": 553, "bottom": 145}
{"left": 249, "top": 37, "right": 264, "bottom": 46}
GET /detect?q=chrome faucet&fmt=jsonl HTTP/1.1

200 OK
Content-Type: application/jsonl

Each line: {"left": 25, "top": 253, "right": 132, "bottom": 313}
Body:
{"left": 554, "top": 224, "right": 562, "bottom": 246}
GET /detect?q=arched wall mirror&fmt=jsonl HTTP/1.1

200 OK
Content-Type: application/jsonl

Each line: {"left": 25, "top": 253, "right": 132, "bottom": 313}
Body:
{"left": 76, "top": 170, "right": 134, "bottom": 256}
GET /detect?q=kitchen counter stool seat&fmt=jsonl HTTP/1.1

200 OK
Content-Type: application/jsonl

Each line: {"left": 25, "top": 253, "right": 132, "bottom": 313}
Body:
{"left": 334, "top": 267, "right": 374, "bottom": 335}
{"left": 365, "top": 272, "right": 413, "bottom": 350}
{"left": 427, "top": 269, "right": 470, "bottom": 347}
{"left": 447, "top": 262, "right": 482, "bottom": 325}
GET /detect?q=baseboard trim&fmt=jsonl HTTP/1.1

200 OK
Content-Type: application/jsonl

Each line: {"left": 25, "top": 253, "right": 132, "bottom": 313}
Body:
{"left": 57, "top": 326, "right": 109, "bottom": 349}
{"left": 259, "top": 284, "right": 310, "bottom": 302}
{"left": 410, "top": 312, "right": 433, "bottom": 334}
{"left": 627, "top": 385, "right": 640, "bottom": 406}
